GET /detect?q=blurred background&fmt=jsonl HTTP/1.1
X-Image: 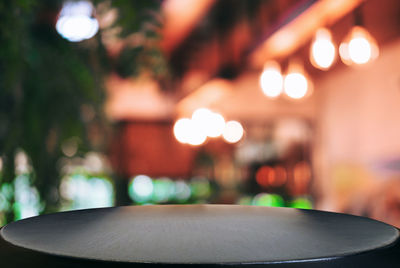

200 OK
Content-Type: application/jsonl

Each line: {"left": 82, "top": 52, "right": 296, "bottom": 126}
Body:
{"left": 1, "top": 0, "right": 400, "bottom": 227}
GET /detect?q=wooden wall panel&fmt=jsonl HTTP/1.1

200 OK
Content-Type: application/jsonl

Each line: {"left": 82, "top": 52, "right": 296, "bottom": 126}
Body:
{"left": 110, "top": 121, "right": 196, "bottom": 178}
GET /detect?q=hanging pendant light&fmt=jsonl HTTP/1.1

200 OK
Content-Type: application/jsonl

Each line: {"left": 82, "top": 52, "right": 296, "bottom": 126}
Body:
{"left": 283, "top": 60, "right": 313, "bottom": 100}
{"left": 339, "top": 6, "right": 379, "bottom": 65}
{"left": 339, "top": 26, "right": 379, "bottom": 65}
{"left": 259, "top": 61, "right": 283, "bottom": 98}
{"left": 56, "top": 1, "right": 99, "bottom": 42}
{"left": 310, "top": 28, "right": 336, "bottom": 70}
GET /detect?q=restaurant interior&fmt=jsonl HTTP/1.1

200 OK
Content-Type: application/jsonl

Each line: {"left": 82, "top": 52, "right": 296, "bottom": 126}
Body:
{"left": 1, "top": 0, "right": 400, "bottom": 229}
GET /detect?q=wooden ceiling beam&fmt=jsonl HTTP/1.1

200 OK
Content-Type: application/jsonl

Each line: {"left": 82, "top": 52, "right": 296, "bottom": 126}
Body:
{"left": 161, "top": 0, "right": 215, "bottom": 55}
{"left": 250, "top": 0, "right": 364, "bottom": 68}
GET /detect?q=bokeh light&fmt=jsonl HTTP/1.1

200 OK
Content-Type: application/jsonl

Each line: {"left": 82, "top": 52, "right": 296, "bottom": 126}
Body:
{"left": 193, "top": 109, "right": 225, "bottom": 138}
{"left": 191, "top": 108, "right": 225, "bottom": 139}
{"left": 152, "top": 178, "right": 174, "bottom": 203}
{"left": 290, "top": 197, "right": 313, "bottom": 209}
{"left": 252, "top": 193, "right": 284, "bottom": 207}
{"left": 187, "top": 120, "right": 208, "bottom": 145}
{"left": 222, "top": 120, "right": 244, "bottom": 143}
{"left": 15, "top": 150, "right": 31, "bottom": 175}
{"left": 273, "top": 166, "right": 287, "bottom": 187}
{"left": 191, "top": 108, "right": 213, "bottom": 128}
{"left": 259, "top": 61, "right": 283, "bottom": 98}
{"left": 348, "top": 37, "right": 371, "bottom": 64}
{"left": 173, "top": 117, "right": 207, "bottom": 146}
{"left": 207, "top": 112, "right": 225, "bottom": 138}
{"left": 173, "top": 118, "right": 191, "bottom": 144}
{"left": 174, "top": 180, "right": 191, "bottom": 202}
{"left": 339, "top": 26, "right": 379, "bottom": 65}
{"left": 174, "top": 108, "right": 227, "bottom": 145}
{"left": 255, "top": 166, "right": 287, "bottom": 188}
{"left": 284, "top": 72, "right": 309, "bottom": 99}
{"left": 190, "top": 177, "right": 211, "bottom": 200}
{"left": 291, "top": 161, "right": 312, "bottom": 196}
{"left": 61, "top": 137, "right": 79, "bottom": 157}
{"left": 129, "top": 175, "right": 154, "bottom": 203}
{"left": 1, "top": 183, "right": 15, "bottom": 222}
{"left": 237, "top": 196, "right": 252, "bottom": 205}
{"left": 13, "top": 174, "right": 42, "bottom": 220}
{"left": 255, "top": 166, "right": 275, "bottom": 188}
{"left": 56, "top": 1, "right": 99, "bottom": 42}
{"left": 310, "top": 28, "right": 336, "bottom": 70}
{"left": 60, "top": 174, "right": 114, "bottom": 210}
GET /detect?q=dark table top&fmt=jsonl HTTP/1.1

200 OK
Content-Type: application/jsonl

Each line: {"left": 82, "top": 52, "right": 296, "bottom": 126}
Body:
{"left": 1, "top": 205, "right": 400, "bottom": 267}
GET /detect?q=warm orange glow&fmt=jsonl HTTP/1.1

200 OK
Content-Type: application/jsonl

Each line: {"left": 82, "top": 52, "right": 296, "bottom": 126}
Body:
{"left": 259, "top": 61, "right": 283, "bottom": 98}
{"left": 105, "top": 74, "right": 174, "bottom": 121}
{"left": 339, "top": 43, "right": 350, "bottom": 62}
{"left": 255, "top": 166, "right": 287, "bottom": 188}
{"left": 273, "top": 166, "right": 287, "bottom": 187}
{"left": 291, "top": 161, "right": 312, "bottom": 195}
{"left": 310, "top": 28, "right": 336, "bottom": 70}
{"left": 161, "top": 0, "right": 215, "bottom": 53}
{"left": 256, "top": 166, "right": 275, "bottom": 188}
{"left": 176, "top": 78, "right": 232, "bottom": 118}
{"left": 339, "top": 26, "right": 379, "bottom": 65}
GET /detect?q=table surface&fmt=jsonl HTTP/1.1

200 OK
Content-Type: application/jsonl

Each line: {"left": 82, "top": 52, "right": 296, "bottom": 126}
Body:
{"left": 1, "top": 205, "right": 399, "bottom": 266}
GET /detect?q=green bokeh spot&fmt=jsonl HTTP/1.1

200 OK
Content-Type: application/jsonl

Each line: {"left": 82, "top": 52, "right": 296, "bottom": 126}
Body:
{"left": 290, "top": 198, "right": 313, "bottom": 209}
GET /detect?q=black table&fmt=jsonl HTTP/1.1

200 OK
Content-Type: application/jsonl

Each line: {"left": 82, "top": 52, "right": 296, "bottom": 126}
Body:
{"left": 0, "top": 205, "right": 399, "bottom": 267}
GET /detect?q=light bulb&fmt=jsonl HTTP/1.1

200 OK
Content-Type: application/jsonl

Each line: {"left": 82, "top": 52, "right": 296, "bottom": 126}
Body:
{"left": 56, "top": 1, "right": 99, "bottom": 42}
{"left": 222, "top": 121, "right": 244, "bottom": 143}
{"left": 173, "top": 118, "right": 191, "bottom": 144}
{"left": 259, "top": 61, "right": 283, "bottom": 98}
{"left": 173, "top": 118, "right": 207, "bottom": 146}
{"left": 186, "top": 120, "right": 207, "bottom": 146}
{"left": 339, "top": 26, "right": 379, "bottom": 65}
{"left": 132, "top": 175, "right": 153, "bottom": 198}
{"left": 284, "top": 73, "right": 308, "bottom": 99}
{"left": 348, "top": 37, "right": 371, "bottom": 64}
{"left": 206, "top": 112, "right": 225, "bottom": 138}
{"left": 192, "top": 108, "right": 225, "bottom": 138}
{"left": 191, "top": 108, "right": 213, "bottom": 134}
{"left": 310, "top": 28, "right": 336, "bottom": 70}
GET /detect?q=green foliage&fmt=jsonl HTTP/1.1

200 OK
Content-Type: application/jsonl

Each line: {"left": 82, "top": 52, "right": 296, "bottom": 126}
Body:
{"left": 0, "top": 0, "right": 165, "bottom": 222}
{"left": 106, "top": 0, "right": 161, "bottom": 38}
{"left": 102, "top": 0, "right": 169, "bottom": 79}
{"left": 115, "top": 46, "right": 144, "bottom": 78}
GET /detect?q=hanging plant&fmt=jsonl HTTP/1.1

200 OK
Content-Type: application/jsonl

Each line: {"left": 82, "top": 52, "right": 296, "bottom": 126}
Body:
{"left": 0, "top": 0, "right": 167, "bottom": 224}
